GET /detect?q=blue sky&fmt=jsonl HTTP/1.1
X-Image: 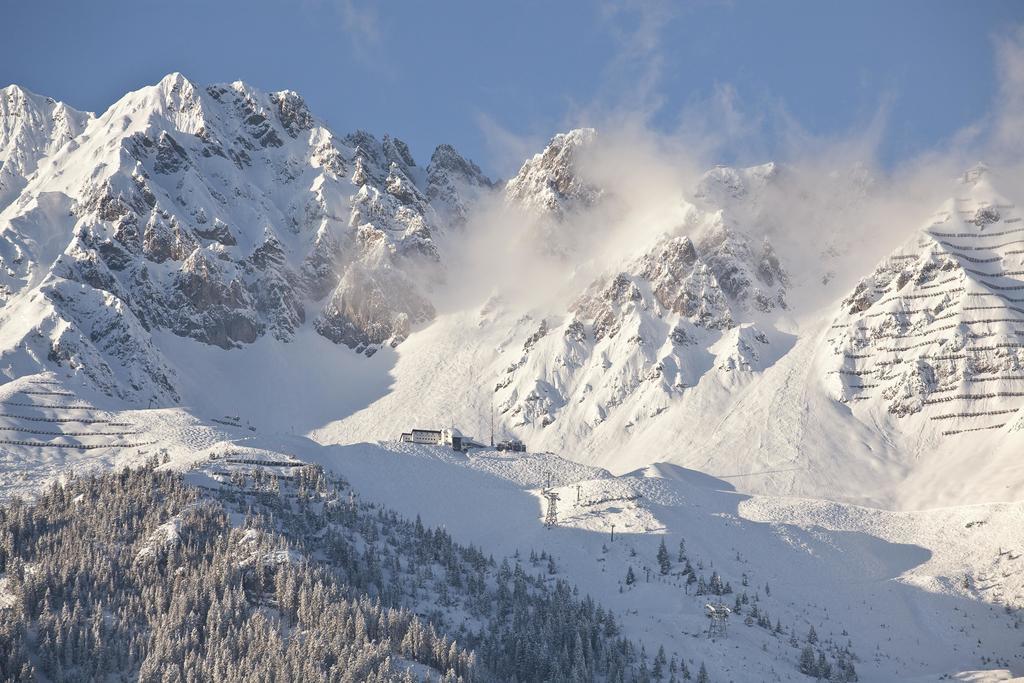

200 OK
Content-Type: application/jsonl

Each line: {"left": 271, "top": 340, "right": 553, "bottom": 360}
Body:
{"left": 2, "top": 1, "right": 1021, "bottom": 175}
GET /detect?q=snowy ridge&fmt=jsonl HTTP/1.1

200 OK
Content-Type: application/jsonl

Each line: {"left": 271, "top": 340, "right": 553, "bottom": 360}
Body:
{"left": 0, "top": 84, "right": 91, "bottom": 210}
{"left": 0, "top": 74, "right": 492, "bottom": 402}
{"left": 494, "top": 218, "right": 788, "bottom": 437}
{"left": 828, "top": 165, "right": 1024, "bottom": 431}
{"left": 488, "top": 127, "right": 792, "bottom": 451}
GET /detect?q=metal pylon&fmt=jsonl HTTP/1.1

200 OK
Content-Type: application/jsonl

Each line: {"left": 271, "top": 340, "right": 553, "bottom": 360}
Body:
{"left": 543, "top": 489, "right": 560, "bottom": 528}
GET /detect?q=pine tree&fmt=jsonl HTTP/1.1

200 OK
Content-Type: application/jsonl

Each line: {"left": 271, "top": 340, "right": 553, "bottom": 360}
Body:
{"left": 697, "top": 661, "right": 709, "bottom": 683}
{"left": 807, "top": 625, "right": 818, "bottom": 644}
{"left": 657, "top": 539, "right": 671, "bottom": 575}
{"left": 625, "top": 566, "right": 636, "bottom": 586}
{"left": 652, "top": 646, "right": 665, "bottom": 679}
{"left": 799, "top": 645, "right": 817, "bottom": 676}
{"left": 816, "top": 652, "right": 831, "bottom": 680}
{"left": 0, "top": 464, "right": 644, "bottom": 683}
{"left": 677, "top": 538, "right": 686, "bottom": 562}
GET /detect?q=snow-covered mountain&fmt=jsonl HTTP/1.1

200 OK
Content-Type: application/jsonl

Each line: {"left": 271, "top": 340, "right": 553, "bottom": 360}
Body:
{"left": 2, "top": 76, "right": 1024, "bottom": 511}
{"left": 0, "top": 74, "right": 491, "bottom": 403}
{"left": 494, "top": 209, "right": 788, "bottom": 436}
{"left": 320, "top": 130, "right": 1024, "bottom": 511}
{"left": 828, "top": 164, "right": 1024, "bottom": 423}
{"left": 1, "top": 76, "right": 1023, "bottom": 681}
{"left": 503, "top": 127, "right": 606, "bottom": 258}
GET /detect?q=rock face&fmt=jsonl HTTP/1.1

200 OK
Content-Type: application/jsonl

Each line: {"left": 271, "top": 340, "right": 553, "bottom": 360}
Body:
{"left": 694, "top": 162, "right": 781, "bottom": 205}
{"left": 494, "top": 136, "right": 790, "bottom": 434}
{"left": 505, "top": 128, "right": 601, "bottom": 219}
{"left": 0, "top": 74, "right": 491, "bottom": 402}
{"left": 826, "top": 165, "right": 1024, "bottom": 433}
{"left": 504, "top": 128, "right": 604, "bottom": 258}
{"left": 426, "top": 143, "right": 494, "bottom": 225}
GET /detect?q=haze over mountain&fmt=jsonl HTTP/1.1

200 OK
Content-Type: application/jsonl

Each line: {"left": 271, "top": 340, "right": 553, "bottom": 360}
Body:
{"left": 1, "top": 51, "right": 1023, "bottom": 681}
{"left": 0, "top": 70, "right": 1023, "bottom": 510}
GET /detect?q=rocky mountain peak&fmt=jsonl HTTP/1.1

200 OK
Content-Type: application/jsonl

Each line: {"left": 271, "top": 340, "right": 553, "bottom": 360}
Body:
{"left": 426, "top": 143, "right": 494, "bottom": 224}
{"left": 268, "top": 89, "right": 314, "bottom": 137}
{"left": 0, "top": 76, "right": 493, "bottom": 401}
{"left": 505, "top": 127, "right": 602, "bottom": 218}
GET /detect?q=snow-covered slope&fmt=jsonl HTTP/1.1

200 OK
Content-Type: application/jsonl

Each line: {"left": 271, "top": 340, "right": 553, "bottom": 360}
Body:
{"left": 829, "top": 165, "right": 1024, "bottom": 423}
{"left": 9, "top": 395, "right": 1021, "bottom": 681}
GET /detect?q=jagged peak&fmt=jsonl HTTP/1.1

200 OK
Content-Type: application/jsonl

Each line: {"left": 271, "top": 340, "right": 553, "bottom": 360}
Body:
{"left": 382, "top": 134, "right": 416, "bottom": 170}
{"left": 0, "top": 83, "right": 93, "bottom": 208}
{"left": 151, "top": 73, "right": 203, "bottom": 111}
{"left": 427, "top": 144, "right": 492, "bottom": 188}
{"left": 344, "top": 128, "right": 379, "bottom": 148}
{"left": 0, "top": 83, "right": 91, "bottom": 120}
{"left": 1, "top": 83, "right": 52, "bottom": 106}
{"left": 513, "top": 128, "right": 597, "bottom": 176}
{"left": 506, "top": 127, "right": 602, "bottom": 217}
{"left": 551, "top": 127, "right": 597, "bottom": 147}
{"left": 104, "top": 73, "right": 206, "bottom": 132}
{"left": 268, "top": 89, "right": 315, "bottom": 137}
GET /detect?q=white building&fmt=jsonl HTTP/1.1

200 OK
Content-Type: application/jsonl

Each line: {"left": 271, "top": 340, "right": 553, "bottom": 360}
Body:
{"left": 399, "top": 427, "right": 475, "bottom": 450}
{"left": 400, "top": 428, "right": 444, "bottom": 445}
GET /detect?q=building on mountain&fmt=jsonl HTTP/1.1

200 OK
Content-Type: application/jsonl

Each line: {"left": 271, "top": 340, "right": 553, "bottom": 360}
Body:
{"left": 401, "top": 428, "right": 444, "bottom": 445}
{"left": 399, "top": 427, "right": 487, "bottom": 451}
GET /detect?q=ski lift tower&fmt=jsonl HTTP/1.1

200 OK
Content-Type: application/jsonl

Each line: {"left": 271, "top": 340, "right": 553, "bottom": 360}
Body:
{"left": 542, "top": 475, "right": 560, "bottom": 528}
{"left": 705, "top": 603, "right": 731, "bottom": 639}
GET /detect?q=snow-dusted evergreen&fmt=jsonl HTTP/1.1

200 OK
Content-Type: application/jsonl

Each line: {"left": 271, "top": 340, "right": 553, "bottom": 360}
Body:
{"left": 0, "top": 461, "right": 642, "bottom": 682}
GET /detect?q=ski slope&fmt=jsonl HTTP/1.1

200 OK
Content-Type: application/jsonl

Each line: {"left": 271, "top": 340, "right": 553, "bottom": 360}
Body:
{"left": 0, "top": 367, "right": 1020, "bottom": 680}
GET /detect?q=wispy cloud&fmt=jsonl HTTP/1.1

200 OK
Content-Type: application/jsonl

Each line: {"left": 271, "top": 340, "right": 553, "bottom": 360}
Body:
{"left": 462, "top": 21, "right": 1024, "bottom": 322}
{"left": 336, "top": 0, "right": 381, "bottom": 49}
{"left": 301, "top": 0, "right": 392, "bottom": 75}
{"left": 586, "top": 0, "right": 680, "bottom": 122}
{"left": 473, "top": 112, "right": 549, "bottom": 181}
{"left": 991, "top": 25, "right": 1024, "bottom": 161}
